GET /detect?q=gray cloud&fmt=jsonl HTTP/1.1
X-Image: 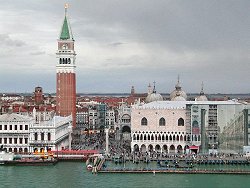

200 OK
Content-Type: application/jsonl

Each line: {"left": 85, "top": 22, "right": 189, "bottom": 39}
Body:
{"left": 109, "top": 42, "right": 124, "bottom": 47}
{"left": 0, "top": 0, "right": 250, "bottom": 93}
{"left": 30, "top": 51, "right": 46, "bottom": 56}
{"left": 0, "top": 34, "right": 26, "bottom": 47}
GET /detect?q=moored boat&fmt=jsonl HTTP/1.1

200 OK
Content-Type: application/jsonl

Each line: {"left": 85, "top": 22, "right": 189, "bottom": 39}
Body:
{"left": 0, "top": 148, "right": 58, "bottom": 166}
{"left": 0, "top": 150, "right": 14, "bottom": 164}
{"left": 85, "top": 154, "right": 105, "bottom": 172}
{"left": 3, "top": 158, "right": 58, "bottom": 166}
{"left": 87, "top": 164, "right": 93, "bottom": 171}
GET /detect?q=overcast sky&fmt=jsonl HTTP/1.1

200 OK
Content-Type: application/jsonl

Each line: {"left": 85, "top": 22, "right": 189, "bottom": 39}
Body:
{"left": 0, "top": 0, "right": 250, "bottom": 94}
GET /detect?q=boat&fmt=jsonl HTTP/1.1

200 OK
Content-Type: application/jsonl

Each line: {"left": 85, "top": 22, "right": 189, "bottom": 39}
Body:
{"left": 0, "top": 148, "right": 58, "bottom": 166}
{"left": 0, "top": 150, "right": 14, "bottom": 164}
{"left": 85, "top": 154, "right": 105, "bottom": 172}
{"left": 87, "top": 164, "right": 93, "bottom": 171}
{"left": 4, "top": 158, "right": 58, "bottom": 166}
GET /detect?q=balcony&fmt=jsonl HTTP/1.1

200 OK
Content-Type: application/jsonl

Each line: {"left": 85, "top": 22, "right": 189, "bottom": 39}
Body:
{"left": 29, "top": 140, "right": 54, "bottom": 145}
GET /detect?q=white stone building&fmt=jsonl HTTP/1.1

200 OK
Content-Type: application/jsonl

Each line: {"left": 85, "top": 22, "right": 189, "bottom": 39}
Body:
{"left": 0, "top": 111, "right": 72, "bottom": 153}
{"left": 0, "top": 113, "right": 32, "bottom": 153}
{"left": 29, "top": 115, "right": 72, "bottom": 152}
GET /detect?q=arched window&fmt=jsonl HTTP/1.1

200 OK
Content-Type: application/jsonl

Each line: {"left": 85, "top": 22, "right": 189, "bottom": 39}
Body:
{"left": 141, "top": 117, "right": 148, "bottom": 126}
{"left": 178, "top": 118, "right": 184, "bottom": 126}
{"left": 48, "top": 133, "right": 51, "bottom": 141}
{"left": 41, "top": 133, "right": 44, "bottom": 141}
{"left": 34, "top": 133, "right": 38, "bottom": 141}
{"left": 192, "top": 120, "right": 199, "bottom": 127}
{"left": 159, "top": 117, "right": 166, "bottom": 126}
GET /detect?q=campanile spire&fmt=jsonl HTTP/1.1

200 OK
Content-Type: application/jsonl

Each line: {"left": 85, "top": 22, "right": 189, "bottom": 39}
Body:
{"left": 60, "top": 3, "right": 73, "bottom": 40}
{"left": 56, "top": 4, "right": 76, "bottom": 127}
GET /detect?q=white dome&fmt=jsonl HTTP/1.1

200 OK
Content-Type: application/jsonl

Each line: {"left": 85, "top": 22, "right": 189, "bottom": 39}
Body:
{"left": 171, "top": 95, "right": 186, "bottom": 101}
{"left": 145, "top": 93, "right": 163, "bottom": 103}
{"left": 195, "top": 95, "right": 208, "bottom": 101}
{"left": 171, "top": 89, "right": 186, "bottom": 101}
{"left": 170, "top": 90, "right": 187, "bottom": 100}
{"left": 195, "top": 82, "right": 208, "bottom": 101}
{"left": 170, "top": 77, "right": 187, "bottom": 100}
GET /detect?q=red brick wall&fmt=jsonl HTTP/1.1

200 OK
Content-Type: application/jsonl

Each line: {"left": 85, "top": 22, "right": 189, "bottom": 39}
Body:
{"left": 56, "top": 72, "right": 76, "bottom": 127}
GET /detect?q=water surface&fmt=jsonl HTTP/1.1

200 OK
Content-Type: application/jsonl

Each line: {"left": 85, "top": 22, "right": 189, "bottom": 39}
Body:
{"left": 1, "top": 162, "right": 250, "bottom": 188}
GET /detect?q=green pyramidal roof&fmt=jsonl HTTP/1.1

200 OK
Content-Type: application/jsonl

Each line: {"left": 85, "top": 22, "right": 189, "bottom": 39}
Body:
{"left": 60, "top": 16, "right": 71, "bottom": 40}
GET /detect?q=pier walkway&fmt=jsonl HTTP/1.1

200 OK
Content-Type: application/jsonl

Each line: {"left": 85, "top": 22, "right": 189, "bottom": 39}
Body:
{"left": 99, "top": 169, "right": 250, "bottom": 175}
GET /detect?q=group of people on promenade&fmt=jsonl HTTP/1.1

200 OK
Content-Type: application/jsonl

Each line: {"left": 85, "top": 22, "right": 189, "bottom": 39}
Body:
{"left": 72, "top": 131, "right": 248, "bottom": 163}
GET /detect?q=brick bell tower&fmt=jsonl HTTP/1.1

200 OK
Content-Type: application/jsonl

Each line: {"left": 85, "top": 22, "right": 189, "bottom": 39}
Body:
{"left": 56, "top": 4, "right": 76, "bottom": 127}
{"left": 34, "top": 86, "right": 43, "bottom": 105}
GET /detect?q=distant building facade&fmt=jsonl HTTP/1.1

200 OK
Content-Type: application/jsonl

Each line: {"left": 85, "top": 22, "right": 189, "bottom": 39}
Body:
{"left": 116, "top": 102, "right": 131, "bottom": 140}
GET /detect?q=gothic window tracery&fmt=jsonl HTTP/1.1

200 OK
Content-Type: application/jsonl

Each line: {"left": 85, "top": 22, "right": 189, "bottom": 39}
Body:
{"left": 178, "top": 118, "right": 184, "bottom": 126}
{"left": 141, "top": 117, "right": 148, "bottom": 126}
{"left": 159, "top": 117, "right": 166, "bottom": 126}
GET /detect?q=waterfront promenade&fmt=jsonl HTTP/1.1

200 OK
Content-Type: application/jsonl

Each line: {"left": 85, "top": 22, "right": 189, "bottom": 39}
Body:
{"left": 67, "top": 131, "right": 250, "bottom": 177}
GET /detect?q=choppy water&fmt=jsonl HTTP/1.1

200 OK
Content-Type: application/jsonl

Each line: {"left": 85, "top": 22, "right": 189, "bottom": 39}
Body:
{"left": 1, "top": 162, "right": 250, "bottom": 188}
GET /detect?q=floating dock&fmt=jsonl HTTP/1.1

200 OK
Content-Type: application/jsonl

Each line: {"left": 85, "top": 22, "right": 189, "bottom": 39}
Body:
{"left": 98, "top": 169, "right": 250, "bottom": 175}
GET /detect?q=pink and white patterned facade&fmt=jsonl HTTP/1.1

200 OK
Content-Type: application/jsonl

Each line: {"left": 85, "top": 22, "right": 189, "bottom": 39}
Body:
{"left": 131, "top": 101, "right": 191, "bottom": 153}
